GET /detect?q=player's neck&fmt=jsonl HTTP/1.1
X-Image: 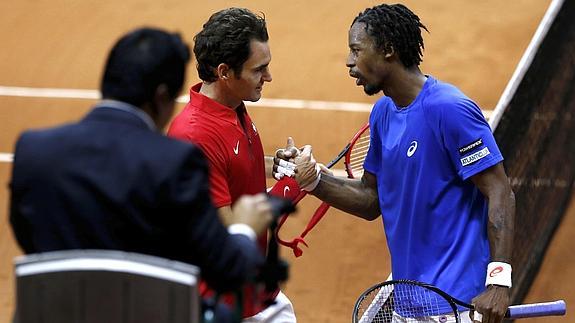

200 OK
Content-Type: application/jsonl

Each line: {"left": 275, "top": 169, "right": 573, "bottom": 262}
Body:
{"left": 386, "top": 68, "right": 427, "bottom": 108}
{"left": 199, "top": 81, "right": 242, "bottom": 110}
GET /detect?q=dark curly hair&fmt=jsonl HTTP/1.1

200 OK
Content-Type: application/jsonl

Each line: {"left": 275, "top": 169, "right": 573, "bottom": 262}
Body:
{"left": 353, "top": 3, "right": 428, "bottom": 68}
{"left": 194, "top": 8, "right": 269, "bottom": 82}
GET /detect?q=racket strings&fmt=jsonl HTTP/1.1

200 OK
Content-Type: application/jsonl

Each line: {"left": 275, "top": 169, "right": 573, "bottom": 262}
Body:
{"left": 355, "top": 283, "right": 457, "bottom": 323}
{"left": 348, "top": 129, "right": 371, "bottom": 177}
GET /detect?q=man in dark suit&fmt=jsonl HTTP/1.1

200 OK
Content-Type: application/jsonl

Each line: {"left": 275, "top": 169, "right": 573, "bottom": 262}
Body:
{"left": 9, "top": 27, "right": 273, "bottom": 297}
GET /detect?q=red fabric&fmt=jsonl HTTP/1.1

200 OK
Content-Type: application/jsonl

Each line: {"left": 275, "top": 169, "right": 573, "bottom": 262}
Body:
{"left": 268, "top": 177, "right": 302, "bottom": 201}
{"left": 168, "top": 83, "right": 276, "bottom": 317}
{"left": 168, "top": 84, "right": 266, "bottom": 208}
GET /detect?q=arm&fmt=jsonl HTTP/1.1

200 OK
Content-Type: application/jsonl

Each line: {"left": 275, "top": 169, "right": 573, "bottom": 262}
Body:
{"left": 217, "top": 205, "right": 234, "bottom": 226}
{"left": 265, "top": 155, "right": 274, "bottom": 178}
{"left": 312, "top": 172, "right": 380, "bottom": 221}
{"left": 169, "top": 148, "right": 271, "bottom": 293}
{"left": 470, "top": 162, "right": 516, "bottom": 323}
{"left": 295, "top": 146, "right": 380, "bottom": 221}
{"left": 217, "top": 201, "right": 272, "bottom": 236}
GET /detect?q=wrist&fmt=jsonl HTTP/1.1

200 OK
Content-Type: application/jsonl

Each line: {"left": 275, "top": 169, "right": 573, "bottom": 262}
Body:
{"left": 228, "top": 223, "right": 257, "bottom": 242}
{"left": 485, "top": 261, "right": 512, "bottom": 288}
{"left": 301, "top": 164, "right": 321, "bottom": 192}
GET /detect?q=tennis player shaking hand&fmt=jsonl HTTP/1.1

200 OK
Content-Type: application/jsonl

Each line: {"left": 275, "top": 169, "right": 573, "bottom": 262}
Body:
{"left": 293, "top": 3, "right": 515, "bottom": 323}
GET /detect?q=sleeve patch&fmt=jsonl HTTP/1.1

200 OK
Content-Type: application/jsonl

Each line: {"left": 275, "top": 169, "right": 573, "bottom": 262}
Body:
{"left": 458, "top": 138, "right": 483, "bottom": 155}
{"left": 460, "top": 147, "right": 490, "bottom": 166}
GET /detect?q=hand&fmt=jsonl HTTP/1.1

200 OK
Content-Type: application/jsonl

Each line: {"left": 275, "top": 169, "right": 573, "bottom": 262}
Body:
{"left": 275, "top": 137, "right": 300, "bottom": 162}
{"left": 318, "top": 163, "right": 333, "bottom": 176}
{"left": 294, "top": 145, "right": 321, "bottom": 192}
{"left": 230, "top": 193, "right": 273, "bottom": 235}
{"left": 470, "top": 285, "right": 510, "bottom": 323}
{"left": 272, "top": 137, "right": 299, "bottom": 180}
{"left": 272, "top": 157, "right": 296, "bottom": 180}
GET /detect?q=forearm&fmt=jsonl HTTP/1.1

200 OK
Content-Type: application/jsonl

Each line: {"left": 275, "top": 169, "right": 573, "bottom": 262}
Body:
{"left": 217, "top": 206, "right": 234, "bottom": 227}
{"left": 473, "top": 190, "right": 514, "bottom": 322}
{"left": 311, "top": 174, "right": 380, "bottom": 220}
{"left": 487, "top": 189, "right": 515, "bottom": 262}
{"left": 264, "top": 155, "right": 274, "bottom": 178}
{"left": 471, "top": 164, "right": 516, "bottom": 262}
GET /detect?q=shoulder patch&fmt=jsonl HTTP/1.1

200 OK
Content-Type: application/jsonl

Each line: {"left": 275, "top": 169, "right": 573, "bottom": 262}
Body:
{"left": 458, "top": 138, "right": 483, "bottom": 155}
{"left": 460, "top": 147, "right": 490, "bottom": 166}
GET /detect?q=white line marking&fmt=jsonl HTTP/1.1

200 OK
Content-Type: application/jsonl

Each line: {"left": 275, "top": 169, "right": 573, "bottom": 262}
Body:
{"left": 0, "top": 153, "right": 13, "bottom": 163}
{"left": 0, "top": 85, "right": 492, "bottom": 164}
{"left": 0, "top": 85, "right": 374, "bottom": 112}
{"left": 0, "top": 86, "right": 100, "bottom": 100}
{"left": 0, "top": 85, "right": 493, "bottom": 115}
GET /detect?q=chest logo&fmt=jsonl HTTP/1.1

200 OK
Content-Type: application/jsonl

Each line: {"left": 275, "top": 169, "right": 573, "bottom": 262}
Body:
{"left": 283, "top": 186, "right": 290, "bottom": 197}
{"left": 233, "top": 141, "right": 240, "bottom": 155}
{"left": 407, "top": 141, "right": 418, "bottom": 157}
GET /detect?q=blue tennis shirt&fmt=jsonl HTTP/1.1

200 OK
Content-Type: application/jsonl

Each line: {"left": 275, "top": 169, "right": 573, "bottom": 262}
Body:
{"left": 364, "top": 75, "right": 503, "bottom": 303}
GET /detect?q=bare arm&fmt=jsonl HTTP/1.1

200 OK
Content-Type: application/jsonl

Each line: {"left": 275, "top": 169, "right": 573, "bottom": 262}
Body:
{"left": 294, "top": 145, "right": 380, "bottom": 221}
{"left": 311, "top": 171, "right": 380, "bottom": 220}
{"left": 471, "top": 163, "right": 515, "bottom": 262}
{"left": 264, "top": 155, "right": 274, "bottom": 178}
{"left": 470, "top": 162, "right": 516, "bottom": 323}
{"left": 217, "top": 194, "right": 273, "bottom": 236}
{"left": 218, "top": 205, "right": 234, "bottom": 226}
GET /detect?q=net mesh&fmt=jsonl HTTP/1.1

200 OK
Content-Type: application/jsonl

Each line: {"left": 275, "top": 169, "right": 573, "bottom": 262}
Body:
{"left": 491, "top": 0, "right": 575, "bottom": 303}
{"left": 354, "top": 282, "right": 458, "bottom": 323}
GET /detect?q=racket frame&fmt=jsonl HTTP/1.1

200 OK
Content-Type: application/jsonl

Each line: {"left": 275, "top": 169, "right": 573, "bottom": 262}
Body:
{"left": 353, "top": 279, "right": 567, "bottom": 323}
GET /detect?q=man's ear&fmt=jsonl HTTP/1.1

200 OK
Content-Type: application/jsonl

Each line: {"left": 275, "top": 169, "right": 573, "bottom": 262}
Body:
{"left": 216, "top": 63, "right": 231, "bottom": 80}
{"left": 154, "top": 84, "right": 171, "bottom": 106}
{"left": 154, "top": 83, "right": 174, "bottom": 114}
{"left": 151, "top": 83, "right": 176, "bottom": 130}
{"left": 384, "top": 43, "right": 395, "bottom": 59}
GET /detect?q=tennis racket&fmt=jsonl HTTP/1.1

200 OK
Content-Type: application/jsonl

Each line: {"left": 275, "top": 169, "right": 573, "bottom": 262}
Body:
{"left": 353, "top": 280, "right": 566, "bottom": 323}
{"left": 273, "top": 123, "right": 370, "bottom": 257}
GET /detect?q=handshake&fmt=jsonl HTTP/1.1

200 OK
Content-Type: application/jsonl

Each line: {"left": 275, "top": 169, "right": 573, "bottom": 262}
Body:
{"left": 230, "top": 137, "right": 332, "bottom": 238}
{"left": 272, "top": 137, "right": 332, "bottom": 192}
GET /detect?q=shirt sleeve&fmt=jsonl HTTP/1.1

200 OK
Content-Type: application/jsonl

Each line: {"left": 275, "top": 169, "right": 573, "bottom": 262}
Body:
{"left": 363, "top": 101, "right": 384, "bottom": 176}
{"left": 439, "top": 98, "right": 503, "bottom": 180}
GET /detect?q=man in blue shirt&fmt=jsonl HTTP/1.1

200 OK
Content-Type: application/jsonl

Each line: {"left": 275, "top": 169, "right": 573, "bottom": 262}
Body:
{"left": 291, "top": 4, "right": 515, "bottom": 323}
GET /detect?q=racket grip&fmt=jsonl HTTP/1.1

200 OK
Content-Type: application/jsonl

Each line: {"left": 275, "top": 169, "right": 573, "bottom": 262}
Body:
{"left": 507, "top": 300, "right": 566, "bottom": 318}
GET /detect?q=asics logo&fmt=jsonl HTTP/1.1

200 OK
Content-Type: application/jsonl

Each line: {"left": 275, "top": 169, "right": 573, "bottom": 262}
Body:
{"left": 407, "top": 141, "right": 418, "bottom": 157}
{"left": 489, "top": 266, "right": 503, "bottom": 277}
{"left": 233, "top": 141, "right": 240, "bottom": 155}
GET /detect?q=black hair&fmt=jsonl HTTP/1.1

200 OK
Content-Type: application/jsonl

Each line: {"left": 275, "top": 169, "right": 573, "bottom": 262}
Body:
{"left": 353, "top": 3, "right": 428, "bottom": 68}
{"left": 101, "top": 27, "right": 191, "bottom": 107}
{"left": 194, "top": 8, "right": 269, "bottom": 82}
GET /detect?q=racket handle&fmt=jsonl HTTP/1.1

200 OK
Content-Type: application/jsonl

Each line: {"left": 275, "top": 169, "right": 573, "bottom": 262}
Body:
{"left": 507, "top": 300, "right": 566, "bottom": 318}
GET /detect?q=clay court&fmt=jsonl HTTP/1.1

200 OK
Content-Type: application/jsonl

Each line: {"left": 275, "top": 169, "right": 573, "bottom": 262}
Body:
{"left": 1, "top": 1, "right": 573, "bottom": 322}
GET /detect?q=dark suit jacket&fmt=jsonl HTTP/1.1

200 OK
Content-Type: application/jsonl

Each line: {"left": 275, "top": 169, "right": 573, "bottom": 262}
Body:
{"left": 9, "top": 104, "right": 263, "bottom": 293}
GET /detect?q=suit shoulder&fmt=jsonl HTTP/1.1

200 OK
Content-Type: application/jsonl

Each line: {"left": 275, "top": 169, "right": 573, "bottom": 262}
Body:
{"left": 147, "top": 134, "right": 208, "bottom": 165}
